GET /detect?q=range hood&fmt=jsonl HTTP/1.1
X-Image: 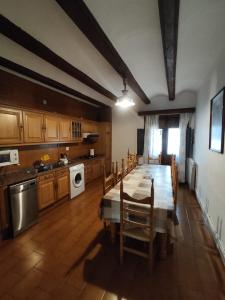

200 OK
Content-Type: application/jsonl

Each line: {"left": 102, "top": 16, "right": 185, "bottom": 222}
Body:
{"left": 82, "top": 132, "right": 99, "bottom": 143}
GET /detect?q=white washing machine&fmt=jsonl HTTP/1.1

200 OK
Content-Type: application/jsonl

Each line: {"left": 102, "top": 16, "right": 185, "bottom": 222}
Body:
{"left": 69, "top": 163, "right": 85, "bottom": 199}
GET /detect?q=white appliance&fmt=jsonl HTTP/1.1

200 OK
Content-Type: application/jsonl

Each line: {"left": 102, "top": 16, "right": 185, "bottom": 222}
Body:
{"left": 0, "top": 149, "right": 19, "bottom": 167}
{"left": 69, "top": 163, "right": 85, "bottom": 199}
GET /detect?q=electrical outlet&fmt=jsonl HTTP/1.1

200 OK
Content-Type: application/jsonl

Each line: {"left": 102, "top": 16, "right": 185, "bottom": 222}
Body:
{"left": 66, "top": 147, "right": 69, "bottom": 151}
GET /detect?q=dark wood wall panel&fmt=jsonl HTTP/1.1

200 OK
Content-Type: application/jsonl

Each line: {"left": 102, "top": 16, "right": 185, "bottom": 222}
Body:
{"left": 0, "top": 69, "right": 111, "bottom": 121}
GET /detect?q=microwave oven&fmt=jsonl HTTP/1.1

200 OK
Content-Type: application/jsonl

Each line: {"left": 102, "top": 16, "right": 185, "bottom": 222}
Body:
{"left": 0, "top": 149, "right": 19, "bottom": 167}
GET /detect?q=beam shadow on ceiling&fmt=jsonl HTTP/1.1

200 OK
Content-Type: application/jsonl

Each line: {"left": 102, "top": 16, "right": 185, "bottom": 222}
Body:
{"left": 0, "top": 57, "right": 108, "bottom": 107}
{"left": 56, "top": 0, "right": 151, "bottom": 105}
{"left": 0, "top": 14, "right": 117, "bottom": 102}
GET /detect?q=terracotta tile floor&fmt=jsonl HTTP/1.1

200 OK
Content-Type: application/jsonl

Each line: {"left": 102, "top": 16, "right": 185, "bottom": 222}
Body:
{"left": 0, "top": 179, "right": 225, "bottom": 300}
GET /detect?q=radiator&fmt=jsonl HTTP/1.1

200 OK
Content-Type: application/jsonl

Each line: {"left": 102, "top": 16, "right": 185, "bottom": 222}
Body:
{"left": 187, "top": 158, "right": 196, "bottom": 190}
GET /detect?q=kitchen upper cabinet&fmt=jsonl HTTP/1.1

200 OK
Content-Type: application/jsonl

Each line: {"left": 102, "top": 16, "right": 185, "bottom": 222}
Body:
{"left": 38, "top": 174, "right": 55, "bottom": 210}
{"left": 0, "top": 106, "right": 23, "bottom": 144}
{"left": 60, "top": 118, "right": 71, "bottom": 142}
{"left": 44, "top": 115, "right": 60, "bottom": 142}
{"left": 55, "top": 169, "right": 69, "bottom": 200}
{"left": 83, "top": 120, "right": 98, "bottom": 133}
{"left": 71, "top": 119, "right": 82, "bottom": 142}
{"left": 0, "top": 104, "right": 109, "bottom": 147}
{"left": 23, "top": 111, "right": 44, "bottom": 143}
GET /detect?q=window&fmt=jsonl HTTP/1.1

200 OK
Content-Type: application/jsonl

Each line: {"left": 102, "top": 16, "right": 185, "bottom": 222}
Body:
{"left": 153, "top": 129, "right": 162, "bottom": 157}
{"left": 167, "top": 128, "right": 180, "bottom": 155}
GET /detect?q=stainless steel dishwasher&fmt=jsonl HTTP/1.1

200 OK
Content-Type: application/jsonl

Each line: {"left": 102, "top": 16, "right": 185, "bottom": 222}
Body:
{"left": 9, "top": 178, "right": 38, "bottom": 237}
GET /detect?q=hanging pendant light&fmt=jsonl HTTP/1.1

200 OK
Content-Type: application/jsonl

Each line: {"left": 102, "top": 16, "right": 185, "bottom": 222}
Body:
{"left": 115, "top": 78, "right": 135, "bottom": 108}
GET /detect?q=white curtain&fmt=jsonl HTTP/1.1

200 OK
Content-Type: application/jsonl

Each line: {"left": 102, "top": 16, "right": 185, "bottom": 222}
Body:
{"left": 178, "top": 113, "right": 192, "bottom": 182}
{"left": 143, "top": 115, "right": 160, "bottom": 163}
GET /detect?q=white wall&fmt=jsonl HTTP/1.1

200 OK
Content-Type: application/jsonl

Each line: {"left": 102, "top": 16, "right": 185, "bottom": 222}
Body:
{"left": 112, "top": 107, "right": 144, "bottom": 163}
{"left": 194, "top": 49, "right": 225, "bottom": 263}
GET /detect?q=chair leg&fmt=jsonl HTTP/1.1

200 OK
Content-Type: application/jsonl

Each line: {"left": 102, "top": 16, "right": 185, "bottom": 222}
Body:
{"left": 148, "top": 242, "right": 154, "bottom": 275}
{"left": 103, "top": 220, "right": 107, "bottom": 230}
{"left": 120, "top": 234, "right": 124, "bottom": 265}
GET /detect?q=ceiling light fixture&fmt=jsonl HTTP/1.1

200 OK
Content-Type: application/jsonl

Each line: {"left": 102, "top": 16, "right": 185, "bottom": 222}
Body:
{"left": 115, "top": 78, "right": 135, "bottom": 108}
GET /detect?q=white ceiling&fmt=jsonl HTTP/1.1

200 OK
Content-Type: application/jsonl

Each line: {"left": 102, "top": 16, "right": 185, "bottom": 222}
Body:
{"left": 1, "top": 0, "right": 225, "bottom": 110}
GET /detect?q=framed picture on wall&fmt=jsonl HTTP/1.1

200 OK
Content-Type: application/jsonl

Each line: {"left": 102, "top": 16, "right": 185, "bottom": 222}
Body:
{"left": 209, "top": 87, "right": 225, "bottom": 153}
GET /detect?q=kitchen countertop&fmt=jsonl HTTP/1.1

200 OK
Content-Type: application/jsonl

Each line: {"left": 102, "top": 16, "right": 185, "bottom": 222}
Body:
{"left": 0, "top": 155, "right": 105, "bottom": 187}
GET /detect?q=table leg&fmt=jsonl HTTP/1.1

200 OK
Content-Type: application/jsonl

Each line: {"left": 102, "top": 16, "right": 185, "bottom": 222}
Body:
{"left": 159, "top": 233, "right": 167, "bottom": 259}
{"left": 110, "top": 222, "right": 116, "bottom": 244}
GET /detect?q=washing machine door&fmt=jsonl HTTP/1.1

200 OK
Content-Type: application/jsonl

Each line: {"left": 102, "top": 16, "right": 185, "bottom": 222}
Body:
{"left": 73, "top": 171, "right": 83, "bottom": 188}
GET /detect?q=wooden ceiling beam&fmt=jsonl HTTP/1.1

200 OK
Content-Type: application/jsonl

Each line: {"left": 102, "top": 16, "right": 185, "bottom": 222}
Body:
{"left": 158, "top": 0, "right": 180, "bottom": 100}
{"left": 0, "top": 15, "right": 117, "bottom": 101}
{"left": 56, "top": 0, "right": 151, "bottom": 105}
{"left": 0, "top": 57, "right": 108, "bottom": 107}
{"left": 138, "top": 107, "right": 195, "bottom": 116}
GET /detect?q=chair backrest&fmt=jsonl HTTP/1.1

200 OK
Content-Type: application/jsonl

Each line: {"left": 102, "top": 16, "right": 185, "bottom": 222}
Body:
{"left": 115, "top": 161, "right": 122, "bottom": 183}
{"left": 127, "top": 152, "right": 138, "bottom": 170}
{"left": 111, "top": 162, "right": 115, "bottom": 174}
{"left": 171, "top": 155, "right": 176, "bottom": 167}
{"left": 122, "top": 158, "right": 129, "bottom": 177}
{"left": 171, "top": 163, "right": 178, "bottom": 209}
{"left": 103, "top": 164, "right": 115, "bottom": 195}
{"left": 120, "top": 178, "right": 154, "bottom": 237}
{"left": 158, "top": 154, "right": 162, "bottom": 164}
{"left": 148, "top": 154, "right": 162, "bottom": 165}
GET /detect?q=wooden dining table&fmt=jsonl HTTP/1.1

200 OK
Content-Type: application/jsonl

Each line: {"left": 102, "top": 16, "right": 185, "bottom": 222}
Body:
{"left": 100, "top": 164, "right": 182, "bottom": 257}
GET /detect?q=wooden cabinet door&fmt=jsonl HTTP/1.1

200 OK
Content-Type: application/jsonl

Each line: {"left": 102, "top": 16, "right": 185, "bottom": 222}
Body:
{"left": 71, "top": 120, "right": 82, "bottom": 142}
{"left": 56, "top": 175, "right": 69, "bottom": 200}
{"left": 92, "top": 161, "right": 101, "bottom": 180}
{"left": 0, "top": 107, "right": 23, "bottom": 144}
{"left": 84, "top": 162, "right": 92, "bottom": 184}
{"left": 59, "top": 118, "right": 71, "bottom": 142}
{"left": 56, "top": 170, "right": 69, "bottom": 200}
{"left": 44, "top": 115, "right": 59, "bottom": 142}
{"left": 38, "top": 178, "right": 55, "bottom": 210}
{"left": 23, "top": 111, "right": 44, "bottom": 143}
{"left": 83, "top": 120, "right": 98, "bottom": 133}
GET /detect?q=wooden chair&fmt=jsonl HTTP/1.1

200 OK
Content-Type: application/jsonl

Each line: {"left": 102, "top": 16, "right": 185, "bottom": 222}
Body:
{"left": 171, "top": 155, "right": 176, "bottom": 167}
{"left": 171, "top": 164, "right": 178, "bottom": 212}
{"left": 127, "top": 152, "right": 138, "bottom": 171}
{"left": 120, "top": 178, "right": 155, "bottom": 273}
{"left": 115, "top": 161, "right": 123, "bottom": 183}
{"left": 148, "top": 154, "right": 162, "bottom": 165}
{"left": 103, "top": 164, "right": 115, "bottom": 195}
{"left": 122, "top": 158, "right": 129, "bottom": 177}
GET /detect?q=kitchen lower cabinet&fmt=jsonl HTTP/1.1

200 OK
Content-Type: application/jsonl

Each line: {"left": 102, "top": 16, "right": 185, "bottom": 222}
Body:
{"left": 38, "top": 169, "right": 69, "bottom": 210}
{"left": 0, "top": 186, "right": 10, "bottom": 241}
{"left": 55, "top": 169, "right": 69, "bottom": 200}
{"left": 84, "top": 158, "right": 104, "bottom": 184}
{"left": 38, "top": 174, "right": 55, "bottom": 210}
